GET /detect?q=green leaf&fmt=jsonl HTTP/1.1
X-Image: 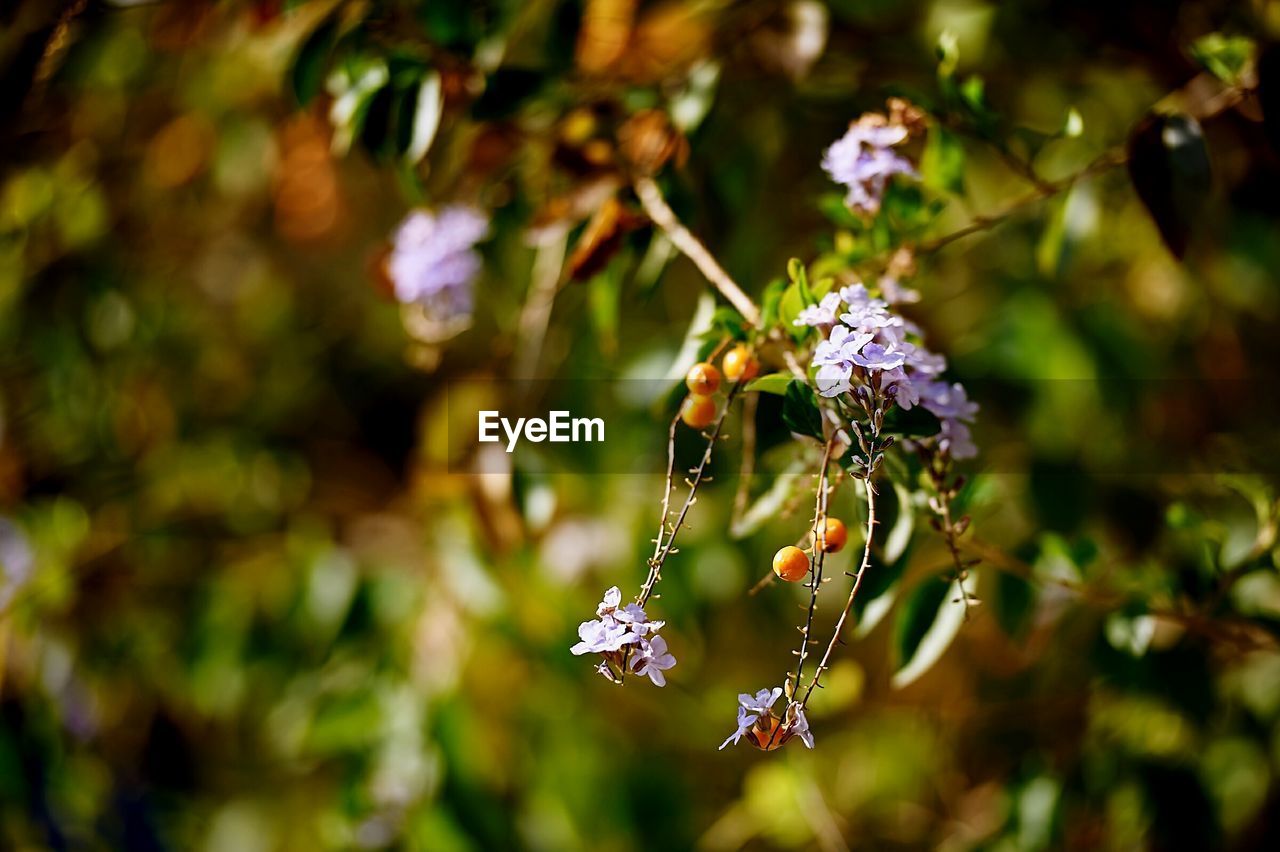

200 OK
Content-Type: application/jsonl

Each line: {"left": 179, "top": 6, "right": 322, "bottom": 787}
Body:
{"left": 663, "top": 292, "right": 716, "bottom": 387}
{"left": 883, "top": 482, "right": 916, "bottom": 564}
{"left": 922, "top": 126, "right": 966, "bottom": 195}
{"left": 994, "top": 570, "right": 1036, "bottom": 639}
{"left": 744, "top": 372, "right": 792, "bottom": 395}
{"left": 854, "top": 546, "right": 912, "bottom": 637}
{"left": 708, "top": 306, "right": 748, "bottom": 341}
{"left": 1035, "top": 190, "right": 1070, "bottom": 278}
{"left": 781, "top": 379, "right": 824, "bottom": 442}
{"left": 777, "top": 283, "right": 807, "bottom": 338}
{"left": 290, "top": 13, "right": 340, "bottom": 106}
{"left": 1190, "top": 33, "right": 1255, "bottom": 85}
{"left": 730, "top": 458, "right": 807, "bottom": 539}
{"left": 787, "top": 257, "right": 813, "bottom": 305}
{"left": 759, "top": 277, "right": 787, "bottom": 328}
{"left": 403, "top": 72, "right": 443, "bottom": 164}
{"left": 892, "top": 574, "right": 971, "bottom": 688}
{"left": 587, "top": 255, "right": 626, "bottom": 357}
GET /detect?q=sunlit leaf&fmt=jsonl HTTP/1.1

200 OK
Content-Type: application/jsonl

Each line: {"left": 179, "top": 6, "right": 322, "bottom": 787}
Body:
{"left": 403, "top": 72, "right": 442, "bottom": 165}
{"left": 922, "top": 126, "right": 965, "bottom": 195}
{"left": 1189, "top": 33, "right": 1255, "bottom": 85}
{"left": 892, "top": 573, "right": 971, "bottom": 688}
{"left": 744, "top": 372, "right": 791, "bottom": 395}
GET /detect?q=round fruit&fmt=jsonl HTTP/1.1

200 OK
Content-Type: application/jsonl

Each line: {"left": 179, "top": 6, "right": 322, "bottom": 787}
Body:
{"left": 722, "top": 345, "right": 759, "bottom": 383}
{"left": 817, "top": 518, "right": 848, "bottom": 553}
{"left": 772, "top": 545, "right": 809, "bottom": 582}
{"left": 680, "top": 394, "right": 717, "bottom": 429}
{"left": 749, "top": 714, "right": 786, "bottom": 751}
{"left": 685, "top": 362, "right": 721, "bottom": 395}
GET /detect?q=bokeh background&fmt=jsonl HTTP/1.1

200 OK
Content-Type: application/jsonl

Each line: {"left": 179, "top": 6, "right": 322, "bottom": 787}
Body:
{"left": 4, "top": 0, "right": 1280, "bottom": 849}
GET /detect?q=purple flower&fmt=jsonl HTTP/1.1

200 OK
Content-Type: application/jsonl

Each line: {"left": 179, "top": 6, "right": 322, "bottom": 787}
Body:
{"left": 879, "top": 275, "right": 921, "bottom": 305}
{"left": 0, "top": 517, "right": 33, "bottom": 609}
{"left": 837, "top": 284, "right": 896, "bottom": 332}
{"left": 387, "top": 205, "right": 488, "bottom": 319}
{"left": 814, "top": 325, "right": 873, "bottom": 397}
{"left": 787, "top": 705, "right": 815, "bottom": 749}
{"left": 572, "top": 587, "right": 674, "bottom": 685}
{"left": 823, "top": 122, "right": 918, "bottom": 215}
{"left": 793, "top": 292, "right": 842, "bottom": 328}
{"left": 570, "top": 618, "right": 640, "bottom": 655}
{"left": 882, "top": 368, "right": 919, "bottom": 410}
{"left": 918, "top": 381, "right": 978, "bottom": 423}
{"left": 852, "top": 341, "right": 908, "bottom": 372}
{"left": 720, "top": 705, "right": 760, "bottom": 750}
{"left": 907, "top": 346, "right": 947, "bottom": 376}
{"left": 596, "top": 586, "right": 623, "bottom": 616}
{"left": 938, "top": 417, "right": 978, "bottom": 460}
{"left": 631, "top": 635, "right": 676, "bottom": 686}
{"left": 740, "top": 687, "right": 784, "bottom": 714}
{"left": 720, "top": 689, "right": 816, "bottom": 751}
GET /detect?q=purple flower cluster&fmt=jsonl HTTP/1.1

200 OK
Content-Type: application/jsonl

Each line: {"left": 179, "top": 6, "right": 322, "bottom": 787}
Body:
{"left": 719, "top": 687, "right": 814, "bottom": 751}
{"left": 807, "top": 282, "right": 979, "bottom": 459}
{"left": 822, "top": 120, "right": 918, "bottom": 215}
{"left": 570, "top": 587, "right": 676, "bottom": 686}
{"left": 387, "top": 205, "right": 489, "bottom": 320}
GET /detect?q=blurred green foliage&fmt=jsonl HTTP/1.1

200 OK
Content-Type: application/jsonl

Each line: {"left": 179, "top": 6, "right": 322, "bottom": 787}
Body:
{"left": 2, "top": 0, "right": 1280, "bottom": 850}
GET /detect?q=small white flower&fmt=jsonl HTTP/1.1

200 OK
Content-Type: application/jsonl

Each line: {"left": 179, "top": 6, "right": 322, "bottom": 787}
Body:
{"left": 631, "top": 635, "right": 677, "bottom": 687}
{"left": 720, "top": 706, "right": 760, "bottom": 750}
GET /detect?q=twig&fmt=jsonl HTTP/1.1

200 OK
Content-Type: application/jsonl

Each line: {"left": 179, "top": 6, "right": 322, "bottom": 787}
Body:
{"left": 638, "top": 380, "right": 744, "bottom": 607}
{"left": 648, "top": 413, "right": 681, "bottom": 573}
{"left": 633, "top": 176, "right": 761, "bottom": 326}
{"left": 798, "top": 384, "right": 887, "bottom": 708}
{"left": 792, "top": 437, "right": 837, "bottom": 694}
{"left": 921, "top": 451, "right": 977, "bottom": 619}
{"left": 912, "top": 147, "right": 1127, "bottom": 256}
{"left": 799, "top": 471, "right": 876, "bottom": 709}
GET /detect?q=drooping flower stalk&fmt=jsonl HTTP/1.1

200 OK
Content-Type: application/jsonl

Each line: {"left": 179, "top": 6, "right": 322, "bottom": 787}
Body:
{"left": 639, "top": 376, "right": 744, "bottom": 608}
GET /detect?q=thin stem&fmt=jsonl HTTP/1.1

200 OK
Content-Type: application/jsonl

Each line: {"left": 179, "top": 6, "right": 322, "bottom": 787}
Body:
{"left": 928, "top": 461, "right": 977, "bottom": 619}
{"left": 798, "top": 387, "right": 886, "bottom": 708}
{"left": 633, "top": 176, "right": 761, "bottom": 326}
{"left": 649, "top": 412, "right": 681, "bottom": 568}
{"left": 799, "top": 473, "right": 876, "bottom": 709}
{"left": 638, "top": 380, "right": 744, "bottom": 607}
{"left": 793, "top": 437, "right": 836, "bottom": 694}
{"left": 913, "top": 147, "right": 1127, "bottom": 256}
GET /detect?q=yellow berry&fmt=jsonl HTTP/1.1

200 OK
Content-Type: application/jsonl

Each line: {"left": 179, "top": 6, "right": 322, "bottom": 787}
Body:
{"left": 818, "top": 518, "right": 848, "bottom": 553}
{"left": 680, "top": 394, "right": 717, "bottom": 429}
{"left": 772, "top": 545, "right": 809, "bottom": 582}
{"left": 722, "top": 345, "right": 759, "bottom": 382}
{"left": 685, "top": 362, "right": 721, "bottom": 395}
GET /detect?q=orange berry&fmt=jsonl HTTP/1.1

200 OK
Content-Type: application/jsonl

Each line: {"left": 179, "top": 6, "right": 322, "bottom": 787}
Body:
{"left": 685, "top": 362, "right": 721, "bottom": 395}
{"left": 748, "top": 714, "right": 786, "bottom": 750}
{"left": 817, "top": 518, "right": 848, "bottom": 553}
{"left": 772, "top": 545, "right": 809, "bottom": 582}
{"left": 680, "top": 394, "right": 717, "bottom": 429}
{"left": 722, "top": 345, "right": 759, "bottom": 383}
